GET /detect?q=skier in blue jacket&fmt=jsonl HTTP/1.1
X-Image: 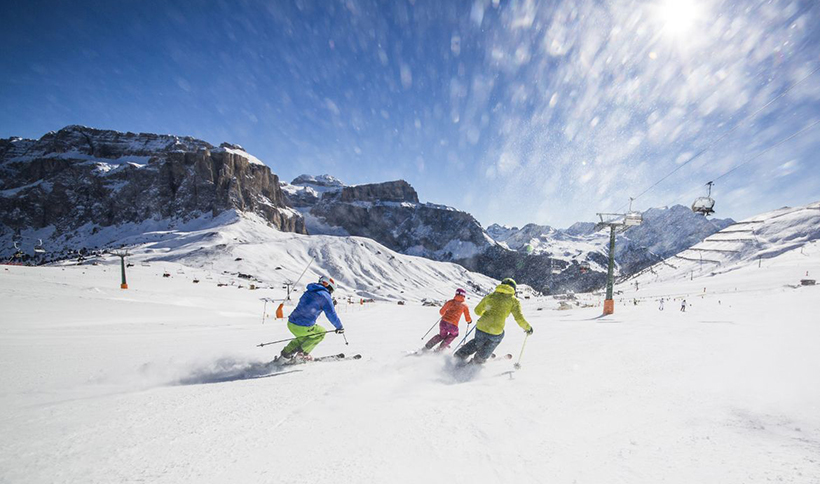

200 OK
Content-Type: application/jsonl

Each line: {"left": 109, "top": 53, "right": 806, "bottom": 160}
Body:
{"left": 280, "top": 276, "right": 344, "bottom": 361}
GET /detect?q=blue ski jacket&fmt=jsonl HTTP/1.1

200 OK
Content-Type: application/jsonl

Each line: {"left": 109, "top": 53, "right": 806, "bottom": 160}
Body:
{"left": 288, "top": 283, "right": 343, "bottom": 330}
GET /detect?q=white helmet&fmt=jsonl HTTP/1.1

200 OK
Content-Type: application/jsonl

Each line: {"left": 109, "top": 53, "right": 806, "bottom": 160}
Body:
{"left": 318, "top": 275, "right": 336, "bottom": 293}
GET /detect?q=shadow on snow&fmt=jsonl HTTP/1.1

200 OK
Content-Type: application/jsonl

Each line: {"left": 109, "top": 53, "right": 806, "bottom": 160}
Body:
{"left": 174, "top": 358, "right": 301, "bottom": 385}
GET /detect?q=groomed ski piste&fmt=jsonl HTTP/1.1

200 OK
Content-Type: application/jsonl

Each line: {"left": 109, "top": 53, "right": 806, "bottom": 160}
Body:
{"left": 2, "top": 204, "right": 820, "bottom": 483}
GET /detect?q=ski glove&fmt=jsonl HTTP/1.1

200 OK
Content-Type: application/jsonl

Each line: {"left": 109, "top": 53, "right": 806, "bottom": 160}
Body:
{"left": 525, "top": 327, "right": 534, "bottom": 335}
{"left": 335, "top": 328, "right": 345, "bottom": 334}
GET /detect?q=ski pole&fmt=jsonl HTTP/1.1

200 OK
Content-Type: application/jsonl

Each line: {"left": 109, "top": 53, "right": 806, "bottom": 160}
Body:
{"left": 421, "top": 318, "right": 441, "bottom": 340}
{"left": 256, "top": 329, "right": 345, "bottom": 348}
{"left": 292, "top": 257, "right": 315, "bottom": 288}
{"left": 514, "top": 333, "right": 530, "bottom": 370}
{"left": 257, "top": 330, "right": 331, "bottom": 348}
{"left": 453, "top": 323, "right": 475, "bottom": 352}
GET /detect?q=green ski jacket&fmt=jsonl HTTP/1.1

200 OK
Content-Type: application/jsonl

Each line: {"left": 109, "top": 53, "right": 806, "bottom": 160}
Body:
{"left": 474, "top": 284, "right": 532, "bottom": 336}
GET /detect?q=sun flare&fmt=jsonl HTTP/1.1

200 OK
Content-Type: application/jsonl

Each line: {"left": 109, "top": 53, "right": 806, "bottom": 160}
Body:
{"left": 656, "top": 0, "right": 702, "bottom": 35}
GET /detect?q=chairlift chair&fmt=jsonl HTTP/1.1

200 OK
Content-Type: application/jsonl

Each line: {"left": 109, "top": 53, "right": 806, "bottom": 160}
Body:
{"left": 34, "top": 239, "right": 45, "bottom": 254}
{"left": 624, "top": 212, "right": 642, "bottom": 226}
{"left": 12, "top": 241, "right": 24, "bottom": 259}
{"left": 692, "top": 181, "right": 716, "bottom": 216}
{"left": 624, "top": 197, "right": 643, "bottom": 226}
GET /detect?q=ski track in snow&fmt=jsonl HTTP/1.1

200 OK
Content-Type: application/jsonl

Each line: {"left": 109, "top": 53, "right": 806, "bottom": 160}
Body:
{"left": 2, "top": 248, "right": 820, "bottom": 483}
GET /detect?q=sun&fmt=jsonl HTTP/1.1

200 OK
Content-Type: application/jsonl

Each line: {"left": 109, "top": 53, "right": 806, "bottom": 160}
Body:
{"left": 656, "top": 0, "right": 702, "bottom": 36}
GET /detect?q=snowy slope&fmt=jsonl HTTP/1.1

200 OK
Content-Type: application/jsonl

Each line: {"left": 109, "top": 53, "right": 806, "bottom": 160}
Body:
{"left": 1, "top": 224, "right": 819, "bottom": 483}
{"left": 622, "top": 201, "right": 820, "bottom": 286}
{"left": 10, "top": 209, "right": 498, "bottom": 303}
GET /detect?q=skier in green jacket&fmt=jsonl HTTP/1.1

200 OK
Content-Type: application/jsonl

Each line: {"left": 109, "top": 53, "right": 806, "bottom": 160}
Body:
{"left": 455, "top": 278, "right": 532, "bottom": 364}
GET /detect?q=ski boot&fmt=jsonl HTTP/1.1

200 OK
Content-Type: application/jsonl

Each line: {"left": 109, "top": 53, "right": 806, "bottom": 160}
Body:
{"left": 294, "top": 350, "right": 314, "bottom": 363}
{"left": 274, "top": 348, "right": 298, "bottom": 365}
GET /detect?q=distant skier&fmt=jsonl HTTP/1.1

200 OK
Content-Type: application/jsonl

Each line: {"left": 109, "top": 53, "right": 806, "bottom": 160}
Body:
{"left": 280, "top": 276, "right": 344, "bottom": 361}
{"left": 455, "top": 278, "right": 532, "bottom": 365}
{"left": 424, "top": 288, "right": 472, "bottom": 352}
{"left": 659, "top": 298, "right": 665, "bottom": 311}
{"left": 680, "top": 299, "right": 687, "bottom": 312}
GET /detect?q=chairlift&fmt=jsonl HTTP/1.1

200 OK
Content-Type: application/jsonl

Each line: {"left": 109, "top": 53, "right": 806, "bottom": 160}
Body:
{"left": 624, "top": 197, "right": 643, "bottom": 227}
{"left": 12, "top": 241, "right": 24, "bottom": 259}
{"left": 34, "top": 239, "right": 46, "bottom": 254}
{"left": 692, "top": 181, "right": 716, "bottom": 216}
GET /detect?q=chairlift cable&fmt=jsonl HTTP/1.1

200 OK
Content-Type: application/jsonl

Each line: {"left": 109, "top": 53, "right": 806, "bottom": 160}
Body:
{"left": 711, "top": 118, "right": 820, "bottom": 183}
{"left": 666, "top": 118, "right": 820, "bottom": 214}
{"left": 616, "top": 63, "right": 820, "bottom": 211}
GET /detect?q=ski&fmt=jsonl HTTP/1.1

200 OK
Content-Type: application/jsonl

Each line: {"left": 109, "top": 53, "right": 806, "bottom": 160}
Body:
{"left": 405, "top": 349, "right": 435, "bottom": 356}
{"left": 452, "top": 353, "right": 513, "bottom": 367}
{"left": 272, "top": 353, "right": 361, "bottom": 366}
{"left": 313, "top": 353, "right": 362, "bottom": 362}
{"left": 406, "top": 348, "right": 458, "bottom": 357}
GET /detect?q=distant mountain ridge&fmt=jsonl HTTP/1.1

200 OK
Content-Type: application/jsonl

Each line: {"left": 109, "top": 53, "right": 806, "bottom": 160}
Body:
{"left": 487, "top": 205, "right": 734, "bottom": 277}
{"left": 284, "top": 173, "right": 733, "bottom": 293}
{"left": 1, "top": 126, "right": 735, "bottom": 295}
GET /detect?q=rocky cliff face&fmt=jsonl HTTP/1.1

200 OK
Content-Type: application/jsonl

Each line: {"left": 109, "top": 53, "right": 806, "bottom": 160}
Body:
{"left": 455, "top": 245, "right": 609, "bottom": 294}
{"left": 284, "top": 175, "right": 619, "bottom": 293}
{"left": 0, "top": 126, "right": 305, "bottom": 238}
{"left": 284, "top": 177, "right": 494, "bottom": 260}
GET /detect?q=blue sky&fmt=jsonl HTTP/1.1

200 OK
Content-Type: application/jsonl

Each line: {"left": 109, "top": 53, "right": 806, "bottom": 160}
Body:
{"left": 1, "top": 0, "right": 819, "bottom": 228}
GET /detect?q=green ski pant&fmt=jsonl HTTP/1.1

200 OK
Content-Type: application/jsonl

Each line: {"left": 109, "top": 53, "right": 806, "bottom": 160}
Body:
{"left": 283, "top": 322, "right": 327, "bottom": 355}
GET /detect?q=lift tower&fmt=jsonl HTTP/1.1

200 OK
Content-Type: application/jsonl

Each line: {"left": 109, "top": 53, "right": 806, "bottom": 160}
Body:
{"left": 595, "top": 199, "right": 643, "bottom": 315}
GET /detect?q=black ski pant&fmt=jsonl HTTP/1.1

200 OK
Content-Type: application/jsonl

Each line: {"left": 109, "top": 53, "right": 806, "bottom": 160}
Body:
{"left": 455, "top": 328, "right": 504, "bottom": 363}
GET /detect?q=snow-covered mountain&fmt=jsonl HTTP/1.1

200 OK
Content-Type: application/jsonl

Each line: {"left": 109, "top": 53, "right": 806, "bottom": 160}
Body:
{"left": 7, "top": 208, "right": 499, "bottom": 303}
{"left": 1, "top": 126, "right": 733, "bottom": 296}
{"left": 485, "top": 205, "right": 734, "bottom": 287}
{"left": 0, "top": 125, "right": 305, "bottom": 239}
{"left": 622, "top": 201, "right": 820, "bottom": 288}
{"left": 283, "top": 174, "right": 612, "bottom": 293}
{"left": 282, "top": 175, "right": 495, "bottom": 260}
{"left": 0, "top": 125, "right": 502, "bottom": 301}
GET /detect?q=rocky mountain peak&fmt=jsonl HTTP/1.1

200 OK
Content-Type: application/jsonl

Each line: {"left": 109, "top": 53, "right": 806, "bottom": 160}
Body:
{"left": 291, "top": 174, "right": 345, "bottom": 188}
{"left": 337, "top": 180, "right": 419, "bottom": 204}
{"left": 565, "top": 222, "right": 596, "bottom": 236}
{"left": 0, "top": 126, "right": 305, "bottom": 238}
